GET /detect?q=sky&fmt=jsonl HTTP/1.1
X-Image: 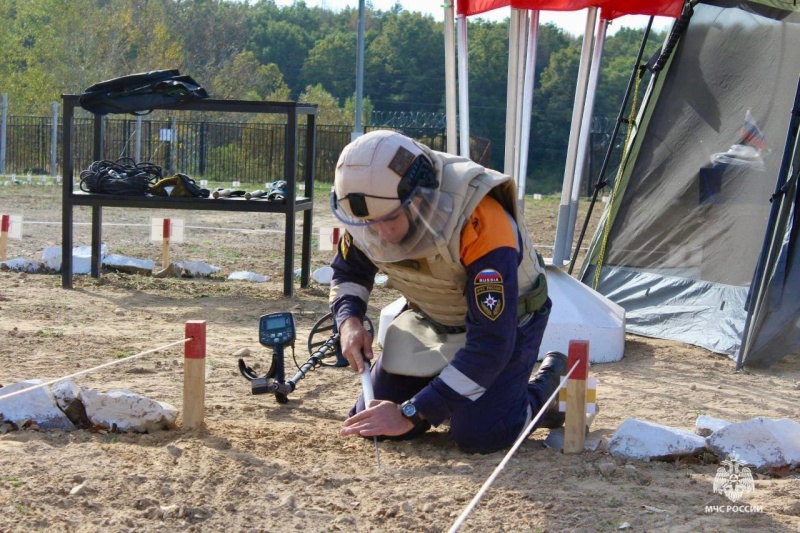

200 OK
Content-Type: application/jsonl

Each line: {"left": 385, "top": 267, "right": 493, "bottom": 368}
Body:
{"left": 272, "top": 0, "right": 674, "bottom": 36}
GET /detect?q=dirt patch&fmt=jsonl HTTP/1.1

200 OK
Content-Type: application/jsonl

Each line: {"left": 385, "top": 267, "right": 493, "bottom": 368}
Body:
{"left": 0, "top": 185, "right": 798, "bottom": 532}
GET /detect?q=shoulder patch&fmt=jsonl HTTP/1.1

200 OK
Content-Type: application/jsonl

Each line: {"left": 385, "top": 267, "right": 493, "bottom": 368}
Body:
{"left": 474, "top": 268, "right": 504, "bottom": 320}
{"left": 339, "top": 231, "right": 352, "bottom": 260}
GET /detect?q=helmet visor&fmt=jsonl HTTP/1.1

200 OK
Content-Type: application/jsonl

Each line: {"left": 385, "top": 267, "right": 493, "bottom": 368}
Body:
{"left": 331, "top": 185, "right": 453, "bottom": 263}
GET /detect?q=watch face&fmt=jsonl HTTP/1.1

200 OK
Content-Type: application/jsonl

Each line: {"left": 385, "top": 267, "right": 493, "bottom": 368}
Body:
{"left": 402, "top": 402, "right": 417, "bottom": 417}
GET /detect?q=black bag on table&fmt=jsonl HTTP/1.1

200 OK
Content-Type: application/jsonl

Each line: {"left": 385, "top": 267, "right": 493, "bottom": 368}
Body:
{"left": 79, "top": 69, "right": 208, "bottom": 115}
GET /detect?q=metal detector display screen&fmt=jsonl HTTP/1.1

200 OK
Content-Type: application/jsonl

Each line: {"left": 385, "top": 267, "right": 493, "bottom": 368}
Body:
{"left": 259, "top": 312, "right": 295, "bottom": 346}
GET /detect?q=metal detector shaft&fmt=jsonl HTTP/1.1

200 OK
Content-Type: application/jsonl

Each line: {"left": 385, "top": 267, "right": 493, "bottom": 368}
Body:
{"left": 285, "top": 333, "right": 340, "bottom": 389}
{"left": 361, "top": 359, "right": 381, "bottom": 469}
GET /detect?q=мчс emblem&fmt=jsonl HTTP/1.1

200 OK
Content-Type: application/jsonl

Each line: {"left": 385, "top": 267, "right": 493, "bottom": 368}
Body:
{"left": 474, "top": 269, "right": 504, "bottom": 321}
{"left": 713, "top": 454, "right": 755, "bottom": 503}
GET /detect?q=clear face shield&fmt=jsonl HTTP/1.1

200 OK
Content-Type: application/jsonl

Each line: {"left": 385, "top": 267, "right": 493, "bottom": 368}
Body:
{"left": 330, "top": 152, "right": 454, "bottom": 263}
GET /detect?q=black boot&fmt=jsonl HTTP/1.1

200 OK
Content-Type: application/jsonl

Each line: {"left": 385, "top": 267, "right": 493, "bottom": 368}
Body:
{"left": 528, "top": 351, "right": 567, "bottom": 429}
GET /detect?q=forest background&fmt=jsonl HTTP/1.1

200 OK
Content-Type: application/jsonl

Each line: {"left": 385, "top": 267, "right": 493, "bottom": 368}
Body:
{"left": 0, "top": 0, "right": 666, "bottom": 193}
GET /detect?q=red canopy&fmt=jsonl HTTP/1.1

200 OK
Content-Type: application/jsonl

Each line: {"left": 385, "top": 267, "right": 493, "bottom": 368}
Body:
{"left": 456, "top": 0, "right": 684, "bottom": 21}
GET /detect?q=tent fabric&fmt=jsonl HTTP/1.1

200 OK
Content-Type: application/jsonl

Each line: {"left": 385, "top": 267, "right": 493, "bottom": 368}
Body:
{"left": 456, "top": 0, "right": 685, "bottom": 20}
{"left": 580, "top": 0, "right": 800, "bottom": 365}
{"left": 739, "top": 109, "right": 800, "bottom": 367}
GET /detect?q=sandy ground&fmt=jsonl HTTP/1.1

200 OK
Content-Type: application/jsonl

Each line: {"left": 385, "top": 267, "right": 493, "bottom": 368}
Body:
{"left": 0, "top": 183, "right": 799, "bottom": 532}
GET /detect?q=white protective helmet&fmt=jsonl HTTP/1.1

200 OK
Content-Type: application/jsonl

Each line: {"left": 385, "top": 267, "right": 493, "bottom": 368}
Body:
{"left": 330, "top": 130, "right": 453, "bottom": 262}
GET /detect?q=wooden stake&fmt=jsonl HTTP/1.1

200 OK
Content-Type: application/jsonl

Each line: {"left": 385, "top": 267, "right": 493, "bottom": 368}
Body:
{"left": 162, "top": 218, "right": 171, "bottom": 268}
{"left": 564, "top": 340, "right": 589, "bottom": 454}
{"left": 0, "top": 215, "right": 9, "bottom": 261}
{"left": 183, "top": 320, "right": 207, "bottom": 430}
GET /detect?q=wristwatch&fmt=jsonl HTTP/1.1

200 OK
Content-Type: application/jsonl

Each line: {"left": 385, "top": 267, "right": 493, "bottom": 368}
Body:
{"left": 400, "top": 400, "right": 423, "bottom": 425}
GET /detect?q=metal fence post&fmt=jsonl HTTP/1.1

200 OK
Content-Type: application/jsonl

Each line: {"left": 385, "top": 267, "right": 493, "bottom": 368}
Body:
{"left": 136, "top": 115, "right": 142, "bottom": 162}
{"left": 51, "top": 102, "right": 59, "bottom": 176}
{"left": 170, "top": 116, "right": 177, "bottom": 174}
{"left": 0, "top": 93, "right": 7, "bottom": 174}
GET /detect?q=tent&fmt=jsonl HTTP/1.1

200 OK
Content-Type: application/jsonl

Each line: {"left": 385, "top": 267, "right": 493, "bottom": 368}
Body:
{"left": 446, "top": 0, "right": 800, "bottom": 368}
{"left": 576, "top": 1, "right": 800, "bottom": 368}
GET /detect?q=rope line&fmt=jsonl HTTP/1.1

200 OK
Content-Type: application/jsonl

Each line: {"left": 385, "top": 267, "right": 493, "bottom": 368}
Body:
{"left": 592, "top": 70, "right": 644, "bottom": 290}
{"left": 0, "top": 337, "right": 190, "bottom": 403}
{"left": 448, "top": 360, "right": 581, "bottom": 533}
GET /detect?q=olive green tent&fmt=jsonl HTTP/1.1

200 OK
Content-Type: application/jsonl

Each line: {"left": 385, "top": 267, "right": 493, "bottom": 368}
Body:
{"left": 580, "top": 0, "right": 800, "bottom": 368}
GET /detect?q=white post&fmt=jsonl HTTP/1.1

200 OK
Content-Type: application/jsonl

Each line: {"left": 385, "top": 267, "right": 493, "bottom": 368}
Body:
{"left": 353, "top": 0, "right": 366, "bottom": 140}
{"left": 504, "top": 10, "right": 522, "bottom": 176}
{"left": 552, "top": 7, "right": 597, "bottom": 266}
{"left": 516, "top": 11, "right": 540, "bottom": 212}
{"left": 444, "top": 3, "right": 458, "bottom": 155}
{"left": 457, "top": 14, "right": 470, "bottom": 157}
{"left": 564, "top": 19, "right": 608, "bottom": 256}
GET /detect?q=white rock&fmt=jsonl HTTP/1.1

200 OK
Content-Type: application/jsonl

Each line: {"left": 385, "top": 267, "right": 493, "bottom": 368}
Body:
{"left": 0, "top": 258, "right": 42, "bottom": 273}
{"left": 81, "top": 388, "right": 177, "bottom": 432}
{"left": 227, "top": 271, "right": 270, "bottom": 282}
{"left": 42, "top": 245, "right": 108, "bottom": 273}
{"left": 695, "top": 414, "right": 731, "bottom": 437}
{"left": 50, "top": 379, "right": 82, "bottom": 411}
{"left": 0, "top": 379, "right": 74, "bottom": 430}
{"left": 175, "top": 260, "right": 220, "bottom": 278}
{"left": 103, "top": 254, "right": 155, "bottom": 275}
{"left": 706, "top": 417, "right": 800, "bottom": 468}
{"left": 312, "top": 266, "right": 333, "bottom": 285}
{"left": 607, "top": 418, "right": 706, "bottom": 461}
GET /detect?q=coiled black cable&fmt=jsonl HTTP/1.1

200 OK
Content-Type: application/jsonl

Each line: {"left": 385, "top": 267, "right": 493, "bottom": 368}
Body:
{"left": 79, "top": 157, "right": 163, "bottom": 195}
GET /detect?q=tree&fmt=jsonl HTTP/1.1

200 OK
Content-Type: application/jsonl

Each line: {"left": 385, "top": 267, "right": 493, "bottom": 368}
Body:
{"left": 299, "top": 31, "right": 357, "bottom": 103}
{"left": 299, "top": 84, "right": 350, "bottom": 125}
{"left": 210, "top": 51, "right": 289, "bottom": 101}
{"left": 364, "top": 11, "right": 444, "bottom": 112}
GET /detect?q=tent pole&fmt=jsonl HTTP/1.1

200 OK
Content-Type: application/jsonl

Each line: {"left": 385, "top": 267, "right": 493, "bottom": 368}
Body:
{"left": 444, "top": 3, "right": 458, "bottom": 155}
{"left": 457, "top": 14, "right": 470, "bottom": 157}
{"left": 353, "top": 0, "right": 366, "bottom": 140}
{"left": 564, "top": 17, "right": 607, "bottom": 260}
{"left": 552, "top": 7, "right": 597, "bottom": 266}
{"left": 517, "top": 11, "right": 540, "bottom": 213}
{"left": 736, "top": 75, "right": 800, "bottom": 370}
{"left": 504, "top": 10, "right": 523, "bottom": 176}
{"left": 568, "top": 17, "right": 654, "bottom": 275}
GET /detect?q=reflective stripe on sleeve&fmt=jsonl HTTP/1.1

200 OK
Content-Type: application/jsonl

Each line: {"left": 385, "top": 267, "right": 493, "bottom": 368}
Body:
{"left": 329, "top": 281, "right": 371, "bottom": 304}
{"left": 439, "top": 364, "right": 486, "bottom": 401}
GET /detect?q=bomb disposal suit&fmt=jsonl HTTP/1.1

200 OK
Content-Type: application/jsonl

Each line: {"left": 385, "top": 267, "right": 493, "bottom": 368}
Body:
{"left": 330, "top": 130, "right": 559, "bottom": 453}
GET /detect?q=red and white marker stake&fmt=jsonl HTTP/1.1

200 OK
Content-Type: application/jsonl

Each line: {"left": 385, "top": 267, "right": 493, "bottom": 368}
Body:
{"left": 0, "top": 214, "right": 9, "bottom": 261}
{"left": 564, "top": 340, "right": 589, "bottom": 454}
{"left": 162, "top": 218, "right": 171, "bottom": 268}
{"left": 183, "top": 320, "right": 207, "bottom": 430}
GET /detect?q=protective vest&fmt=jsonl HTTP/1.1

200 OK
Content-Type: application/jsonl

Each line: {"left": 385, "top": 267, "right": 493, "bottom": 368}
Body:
{"left": 373, "top": 150, "right": 546, "bottom": 327}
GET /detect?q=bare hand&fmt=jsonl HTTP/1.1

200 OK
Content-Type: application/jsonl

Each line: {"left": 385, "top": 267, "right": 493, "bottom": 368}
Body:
{"left": 339, "top": 316, "right": 374, "bottom": 373}
{"left": 341, "top": 400, "right": 413, "bottom": 437}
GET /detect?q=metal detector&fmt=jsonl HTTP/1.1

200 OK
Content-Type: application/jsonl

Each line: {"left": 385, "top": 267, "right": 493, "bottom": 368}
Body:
{"left": 238, "top": 311, "right": 373, "bottom": 403}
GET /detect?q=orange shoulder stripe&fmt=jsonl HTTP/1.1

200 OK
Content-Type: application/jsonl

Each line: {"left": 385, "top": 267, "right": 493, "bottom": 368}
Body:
{"left": 460, "top": 195, "right": 517, "bottom": 266}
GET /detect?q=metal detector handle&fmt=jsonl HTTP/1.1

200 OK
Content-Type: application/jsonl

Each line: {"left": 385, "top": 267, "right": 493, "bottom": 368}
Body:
{"left": 361, "top": 359, "right": 375, "bottom": 405}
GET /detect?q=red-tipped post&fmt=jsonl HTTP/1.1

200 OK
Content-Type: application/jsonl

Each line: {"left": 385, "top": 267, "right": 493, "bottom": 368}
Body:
{"left": 564, "top": 340, "right": 589, "bottom": 453}
{"left": 0, "top": 214, "right": 9, "bottom": 261}
{"left": 162, "top": 218, "right": 171, "bottom": 268}
{"left": 183, "top": 320, "right": 207, "bottom": 430}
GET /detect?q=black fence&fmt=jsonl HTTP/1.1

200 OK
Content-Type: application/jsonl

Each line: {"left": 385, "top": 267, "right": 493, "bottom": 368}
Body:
{"left": 1, "top": 112, "right": 458, "bottom": 185}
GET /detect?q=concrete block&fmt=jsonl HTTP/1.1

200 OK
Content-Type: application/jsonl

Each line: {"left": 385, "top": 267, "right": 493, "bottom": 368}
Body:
{"left": 706, "top": 417, "right": 800, "bottom": 468}
{"left": 608, "top": 418, "right": 706, "bottom": 460}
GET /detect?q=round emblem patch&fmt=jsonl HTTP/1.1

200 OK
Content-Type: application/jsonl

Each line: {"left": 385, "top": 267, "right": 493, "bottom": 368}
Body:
{"left": 474, "top": 269, "right": 504, "bottom": 321}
